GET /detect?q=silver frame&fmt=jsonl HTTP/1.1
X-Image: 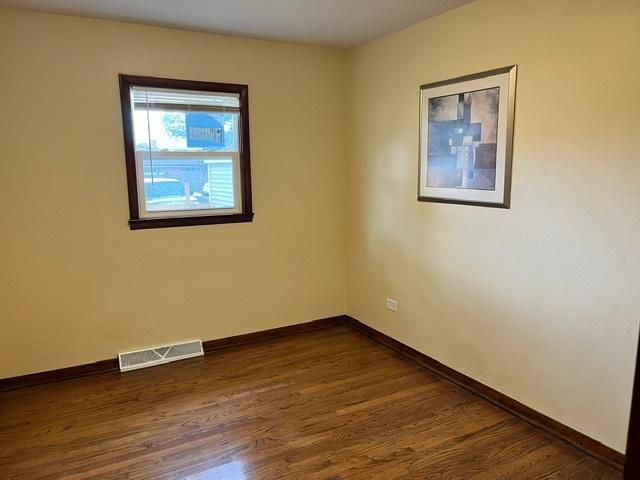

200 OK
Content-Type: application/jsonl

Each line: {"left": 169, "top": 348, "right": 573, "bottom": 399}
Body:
{"left": 418, "top": 65, "right": 517, "bottom": 208}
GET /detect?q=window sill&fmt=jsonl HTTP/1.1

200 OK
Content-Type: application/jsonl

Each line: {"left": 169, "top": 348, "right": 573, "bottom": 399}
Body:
{"left": 129, "top": 212, "right": 254, "bottom": 230}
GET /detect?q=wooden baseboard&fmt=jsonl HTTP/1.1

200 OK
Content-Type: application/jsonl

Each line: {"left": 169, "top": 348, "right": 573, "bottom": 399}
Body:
{"left": 0, "top": 316, "right": 344, "bottom": 393}
{"left": 0, "top": 313, "right": 625, "bottom": 470}
{"left": 0, "top": 358, "right": 119, "bottom": 392}
{"left": 343, "top": 315, "right": 625, "bottom": 470}
{"left": 202, "top": 316, "right": 345, "bottom": 353}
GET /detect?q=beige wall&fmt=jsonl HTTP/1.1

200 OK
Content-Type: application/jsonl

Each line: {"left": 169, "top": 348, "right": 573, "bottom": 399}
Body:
{"left": 347, "top": 0, "right": 639, "bottom": 452}
{"left": 0, "top": 10, "right": 348, "bottom": 378}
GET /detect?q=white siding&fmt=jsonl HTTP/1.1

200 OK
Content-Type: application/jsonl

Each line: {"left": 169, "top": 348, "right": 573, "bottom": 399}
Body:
{"left": 207, "top": 161, "right": 234, "bottom": 208}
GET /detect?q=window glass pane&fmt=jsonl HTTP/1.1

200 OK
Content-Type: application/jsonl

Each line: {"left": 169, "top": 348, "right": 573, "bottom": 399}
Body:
{"left": 142, "top": 157, "right": 236, "bottom": 212}
{"left": 134, "top": 110, "right": 239, "bottom": 152}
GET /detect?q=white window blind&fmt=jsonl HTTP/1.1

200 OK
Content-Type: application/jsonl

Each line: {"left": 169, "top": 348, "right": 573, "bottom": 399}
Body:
{"left": 132, "top": 87, "right": 240, "bottom": 112}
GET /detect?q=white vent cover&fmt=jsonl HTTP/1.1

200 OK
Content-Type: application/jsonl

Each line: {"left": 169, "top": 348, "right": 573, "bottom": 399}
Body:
{"left": 118, "top": 339, "right": 203, "bottom": 372}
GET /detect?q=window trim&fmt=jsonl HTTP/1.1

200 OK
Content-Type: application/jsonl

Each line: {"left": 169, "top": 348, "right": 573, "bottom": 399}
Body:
{"left": 118, "top": 74, "right": 253, "bottom": 230}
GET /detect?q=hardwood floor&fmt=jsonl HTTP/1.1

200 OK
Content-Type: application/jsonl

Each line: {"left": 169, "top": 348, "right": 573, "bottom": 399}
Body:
{"left": 0, "top": 326, "right": 621, "bottom": 479}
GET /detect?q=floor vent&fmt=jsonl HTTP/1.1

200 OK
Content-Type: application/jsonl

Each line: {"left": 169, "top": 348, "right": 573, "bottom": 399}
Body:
{"left": 118, "top": 340, "right": 203, "bottom": 372}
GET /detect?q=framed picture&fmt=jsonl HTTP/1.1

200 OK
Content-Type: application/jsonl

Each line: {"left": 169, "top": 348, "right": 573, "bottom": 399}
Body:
{"left": 418, "top": 65, "right": 517, "bottom": 208}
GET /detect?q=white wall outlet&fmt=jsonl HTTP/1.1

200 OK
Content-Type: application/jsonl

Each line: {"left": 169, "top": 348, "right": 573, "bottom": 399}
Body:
{"left": 386, "top": 298, "right": 399, "bottom": 312}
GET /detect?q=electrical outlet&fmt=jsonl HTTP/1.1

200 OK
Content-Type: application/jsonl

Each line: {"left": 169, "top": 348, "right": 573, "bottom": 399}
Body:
{"left": 386, "top": 298, "right": 398, "bottom": 312}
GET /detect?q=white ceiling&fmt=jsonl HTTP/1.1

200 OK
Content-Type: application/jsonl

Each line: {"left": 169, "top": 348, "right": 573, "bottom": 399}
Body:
{"left": 0, "top": 0, "right": 474, "bottom": 48}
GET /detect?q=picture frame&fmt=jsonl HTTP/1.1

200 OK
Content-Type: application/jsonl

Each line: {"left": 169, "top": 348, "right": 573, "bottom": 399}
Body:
{"left": 418, "top": 65, "right": 517, "bottom": 208}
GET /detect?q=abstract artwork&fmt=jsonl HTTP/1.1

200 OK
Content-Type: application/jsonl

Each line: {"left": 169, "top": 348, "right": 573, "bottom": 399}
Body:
{"left": 419, "top": 66, "right": 517, "bottom": 208}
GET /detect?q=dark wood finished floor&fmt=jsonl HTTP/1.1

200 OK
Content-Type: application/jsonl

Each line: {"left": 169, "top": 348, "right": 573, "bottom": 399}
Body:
{"left": 0, "top": 326, "right": 622, "bottom": 479}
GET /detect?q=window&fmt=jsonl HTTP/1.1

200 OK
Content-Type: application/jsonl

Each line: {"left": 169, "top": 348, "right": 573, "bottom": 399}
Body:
{"left": 119, "top": 75, "right": 253, "bottom": 229}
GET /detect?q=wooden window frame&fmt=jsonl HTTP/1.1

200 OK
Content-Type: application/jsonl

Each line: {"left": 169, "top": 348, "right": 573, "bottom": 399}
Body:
{"left": 118, "top": 74, "right": 253, "bottom": 230}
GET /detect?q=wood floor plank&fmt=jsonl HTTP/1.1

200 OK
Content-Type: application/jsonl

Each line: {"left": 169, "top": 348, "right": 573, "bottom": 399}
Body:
{"left": 0, "top": 325, "right": 621, "bottom": 479}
